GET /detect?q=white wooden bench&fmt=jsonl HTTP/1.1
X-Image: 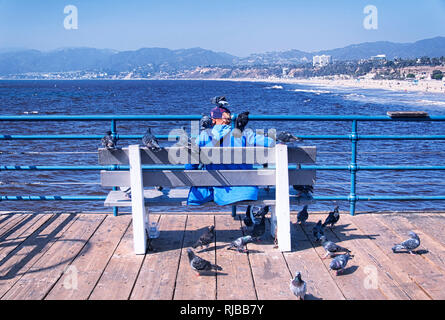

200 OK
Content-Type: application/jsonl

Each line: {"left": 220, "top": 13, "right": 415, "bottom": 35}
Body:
{"left": 98, "top": 144, "right": 316, "bottom": 254}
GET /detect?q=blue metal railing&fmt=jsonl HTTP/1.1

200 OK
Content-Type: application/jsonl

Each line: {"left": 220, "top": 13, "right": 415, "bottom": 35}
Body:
{"left": 2, "top": 114, "right": 445, "bottom": 216}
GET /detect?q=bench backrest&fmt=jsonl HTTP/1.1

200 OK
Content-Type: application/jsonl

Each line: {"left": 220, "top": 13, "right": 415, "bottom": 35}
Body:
{"left": 99, "top": 146, "right": 316, "bottom": 188}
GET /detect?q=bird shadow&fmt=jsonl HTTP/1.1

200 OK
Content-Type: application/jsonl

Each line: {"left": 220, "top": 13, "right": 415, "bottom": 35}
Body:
{"left": 304, "top": 293, "right": 323, "bottom": 301}
{"left": 196, "top": 244, "right": 228, "bottom": 253}
{"left": 392, "top": 249, "right": 429, "bottom": 255}
{"left": 337, "top": 265, "right": 359, "bottom": 276}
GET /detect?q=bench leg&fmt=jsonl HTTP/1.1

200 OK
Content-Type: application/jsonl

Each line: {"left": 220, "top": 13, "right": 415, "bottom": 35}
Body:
{"left": 129, "top": 144, "right": 148, "bottom": 255}
{"left": 275, "top": 144, "right": 292, "bottom": 252}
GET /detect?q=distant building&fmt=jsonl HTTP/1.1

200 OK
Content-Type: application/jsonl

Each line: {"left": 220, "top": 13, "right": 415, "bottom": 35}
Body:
{"left": 312, "top": 55, "right": 331, "bottom": 67}
{"left": 371, "top": 54, "right": 386, "bottom": 61}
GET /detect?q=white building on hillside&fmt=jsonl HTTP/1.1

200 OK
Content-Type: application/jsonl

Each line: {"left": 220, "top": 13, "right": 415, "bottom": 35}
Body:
{"left": 313, "top": 55, "right": 331, "bottom": 67}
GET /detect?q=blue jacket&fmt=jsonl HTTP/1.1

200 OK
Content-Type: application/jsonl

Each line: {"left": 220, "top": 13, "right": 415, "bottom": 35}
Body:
{"left": 185, "top": 124, "right": 274, "bottom": 206}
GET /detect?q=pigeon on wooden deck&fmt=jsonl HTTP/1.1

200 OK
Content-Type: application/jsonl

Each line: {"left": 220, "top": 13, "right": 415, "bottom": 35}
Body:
{"left": 192, "top": 225, "right": 215, "bottom": 249}
{"left": 276, "top": 131, "right": 302, "bottom": 144}
{"left": 250, "top": 214, "right": 266, "bottom": 239}
{"left": 329, "top": 253, "right": 353, "bottom": 275}
{"left": 290, "top": 271, "right": 307, "bottom": 300}
{"left": 392, "top": 231, "right": 420, "bottom": 254}
{"left": 243, "top": 205, "right": 254, "bottom": 229}
{"left": 235, "top": 111, "right": 249, "bottom": 132}
{"left": 312, "top": 220, "right": 324, "bottom": 242}
{"left": 227, "top": 235, "right": 256, "bottom": 253}
{"left": 200, "top": 114, "right": 213, "bottom": 130}
{"left": 253, "top": 205, "right": 270, "bottom": 219}
{"left": 297, "top": 205, "right": 309, "bottom": 225}
{"left": 320, "top": 235, "right": 351, "bottom": 259}
{"left": 187, "top": 248, "right": 222, "bottom": 276}
{"left": 322, "top": 206, "right": 340, "bottom": 228}
{"left": 101, "top": 131, "right": 117, "bottom": 150}
{"left": 142, "top": 127, "right": 162, "bottom": 152}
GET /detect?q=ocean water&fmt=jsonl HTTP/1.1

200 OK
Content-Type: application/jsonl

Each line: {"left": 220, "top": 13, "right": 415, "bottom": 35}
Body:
{"left": 1, "top": 79, "right": 445, "bottom": 213}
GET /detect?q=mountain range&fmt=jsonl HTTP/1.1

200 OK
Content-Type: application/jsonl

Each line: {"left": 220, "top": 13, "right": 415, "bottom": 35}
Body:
{"left": 0, "top": 37, "right": 444, "bottom": 76}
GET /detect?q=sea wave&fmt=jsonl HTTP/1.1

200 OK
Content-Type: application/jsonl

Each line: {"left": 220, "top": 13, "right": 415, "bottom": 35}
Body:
{"left": 265, "top": 85, "right": 284, "bottom": 90}
{"left": 414, "top": 99, "right": 445, "bottom": 107}
{"left": 292, "top": 89, "right": 331, "bottom": 94}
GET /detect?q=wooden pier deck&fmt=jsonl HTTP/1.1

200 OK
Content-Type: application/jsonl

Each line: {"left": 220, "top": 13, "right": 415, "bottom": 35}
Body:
{"left": 0, "top": 210, "right": 444, "bottom": 300}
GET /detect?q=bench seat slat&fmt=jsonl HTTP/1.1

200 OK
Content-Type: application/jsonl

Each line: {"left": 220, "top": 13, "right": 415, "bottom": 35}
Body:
{"left": 100, "top": 169, "right": 316, "bottom": 187}
{"left": 98, "top": 146, "right": 316, "bottom": 165}
{"left": 104, "top": 189, "right": 314, "bottom": 207}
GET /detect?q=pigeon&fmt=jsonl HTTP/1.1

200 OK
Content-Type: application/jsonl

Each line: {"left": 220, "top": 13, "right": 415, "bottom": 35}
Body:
{"left": 297, "top": 205, "right": 309, "bottom": 225}
{"left": 320, "top": 235, "right": 351, "bottom": 259}
{"left": 253, "top": 205, "right": 270, "bottom": 219}
{"left": 187, "top": 248, "right": 222, "bottom": 276}
{"left": 392, "top": 231, "right": 420, "bottom": 254}
{"left": 200, "top": 114, "right": 213, "bottom": 130}
{"left": 227, "top": 235, "right": 256, "bottom": 253}
{"left": 142, "top": 127, "right": 162, "bottom": 152}
{"left": 101, "top": 131, "right": 117, "bottom": 149}
{"left": 192, "top": 225, "right": 215, "bottom": 249}
{"left": 211, "top": 96, "right": 228, "bottom": 106}
{"left": 290, "top": 271, "right": 307, "bottom": 300}
{"left": 276, "top": 131, "right": 302, "bottom": 144}
{"left": 329, "top": 253, "right": 353, "bottom": 275}
{"left": 243, "top": 205, "right": 254, "bottom": 228}
{"left": 323, "top": 206, "right": 340, "bottom": 228}
{"left": 312, "top": 220, "right": 324, "bottom": 241}
{"left": 250, "top": 214, "right": 266, "bottom": 239}
{"left": 293, "top": 185, "right": 314, "bottom": 197}
{"left": 235, "top": 111, "right": 249, "bottom": 132}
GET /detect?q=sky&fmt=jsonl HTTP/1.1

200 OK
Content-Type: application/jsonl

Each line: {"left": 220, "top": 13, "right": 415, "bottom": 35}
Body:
{"left": 0, "top": 0, "right": 444, "bottom": 57}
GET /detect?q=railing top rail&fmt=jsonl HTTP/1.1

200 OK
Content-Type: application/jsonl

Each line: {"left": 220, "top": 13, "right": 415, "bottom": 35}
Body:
{"left": 1, "top": 114, "right": 445, "bottom": 121}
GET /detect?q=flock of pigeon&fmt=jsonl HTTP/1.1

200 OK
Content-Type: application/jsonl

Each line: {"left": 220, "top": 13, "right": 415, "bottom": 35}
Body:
{"left": 100, "top": 97, "right": 423, "bottom": 300}
{"left": 290, "top": 205, "right": 423, "bottom": 300}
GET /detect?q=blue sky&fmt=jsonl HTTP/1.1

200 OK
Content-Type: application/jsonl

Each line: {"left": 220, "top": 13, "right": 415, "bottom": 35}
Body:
{"left": 0, "top": 0, "right": 444, "bottom": 56}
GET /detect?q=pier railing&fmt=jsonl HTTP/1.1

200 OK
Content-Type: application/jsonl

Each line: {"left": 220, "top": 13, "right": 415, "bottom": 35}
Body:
{"left": 2, "top": 114, "right": 445, "bottom": 216}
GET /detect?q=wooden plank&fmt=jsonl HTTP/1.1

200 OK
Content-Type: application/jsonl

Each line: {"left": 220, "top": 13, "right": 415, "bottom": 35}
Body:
{"left": 44, "top": 214, "right": 132, "bottom": 300}
{"left": 246, "top": 217, "right": 296, "bottom": 300}
{"left": 130, "top": 215, "right": 187, "bottom": 300}
{"left": 299, "top": 214, "right": 387, "bottom": 299}
{"left": 0, "top": 214, "right": 79, "bottom": 298}
{"left": 104, "top": 188, "right": 314, "bottom": 208}
{"left": 98, "top": 146, "right": 316, "bottom": 165}
{"left": 0, "top": 214, "right": 30, "bottom": 239}
{"left": 173, "top": 215, "right": 216, "bottom": 300}
{"left": 88, "top": 217, "right": 151, "bottom": 300}
{"left": 351, "top": 214, "right": 445, "bottom": 300}
{"left": 0, "top": 214, "right": 53, "bottom": 261}
{"left": 400, "top": 214, "right": 445, "bottom": 246}
{"left": 1, "top": 214, "right": 105, "bottom": 300}
{"left": 100, "top": 169, "right": 316, "bottom": 188}
{"left": 283, "top": 215, "right": 345, "bottom": 300}
{"left": 333, "top": 214, "right": 430, "bottom": 300}
{"left": 374, "top": 214, "right": 445, "bottom": 273}
{"left": 215, "top": 215, "right": 257, "bottom": 300}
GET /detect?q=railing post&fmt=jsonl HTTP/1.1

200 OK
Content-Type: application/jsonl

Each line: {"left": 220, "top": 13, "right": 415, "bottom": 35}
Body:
{"left": 349, "top": 120, "right": 358, "bottom": 216}
{"left": 111, "top": 119, "right": 119, "bottom": 217}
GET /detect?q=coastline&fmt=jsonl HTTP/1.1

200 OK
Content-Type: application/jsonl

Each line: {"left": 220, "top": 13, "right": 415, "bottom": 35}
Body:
{"left": 198, "top": 76, "right": 445, "bottom": 94}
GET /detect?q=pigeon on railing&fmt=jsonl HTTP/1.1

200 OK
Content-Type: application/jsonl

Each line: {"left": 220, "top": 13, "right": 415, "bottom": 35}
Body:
{"left": 192, "top": 225, "right": 215, "bottom": 249}
{"left": 276, "top": 131, "right": 303, "bottom": 144}
{"left": 392, "top": 231, "right": 420, "bottom": 254}
{"left": 320, "top": 235, "right": 351, "bottom": 259}
{"left": 142, "top": 127, "right": 162, "bottom": 152}
{"left": 101, "top": 131, "right": 117, "bottom": 150}
{"left": 187, "top": 248, "right": 222, "bottom": 276}
{"left": 290, "top": 271, "right": 307, "bottom": 300}
{"left": 235, "top": 111, "right": 249, "bottom": 132}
